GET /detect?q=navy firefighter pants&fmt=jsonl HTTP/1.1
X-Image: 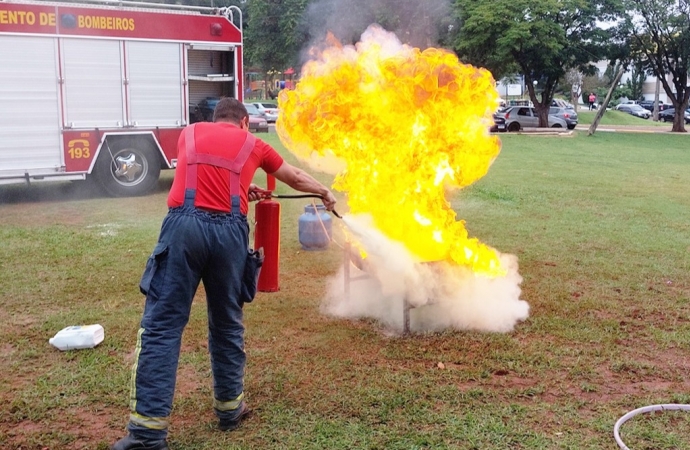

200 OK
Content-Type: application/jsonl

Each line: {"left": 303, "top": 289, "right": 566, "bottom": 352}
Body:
{"left": 127, "top": 206, "right": 250, "bottom": 440}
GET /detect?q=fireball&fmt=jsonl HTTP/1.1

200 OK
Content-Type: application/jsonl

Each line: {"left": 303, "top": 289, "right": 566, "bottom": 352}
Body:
{"left": 277, "top": 25, "right": 504, "bottom": 277}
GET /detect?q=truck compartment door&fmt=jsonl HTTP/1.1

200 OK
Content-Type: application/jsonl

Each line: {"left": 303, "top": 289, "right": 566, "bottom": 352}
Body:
{"left": 61, "top": 38, "right": 125, "bottom": 128}
{"left": 0, "top": 36, "right": 62, "bottom": 174}
{"left": 126, "top": 41, "right": 184, "bottom": 127}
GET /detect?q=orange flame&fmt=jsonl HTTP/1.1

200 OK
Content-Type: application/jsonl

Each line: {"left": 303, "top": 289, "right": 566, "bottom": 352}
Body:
{"left": 277, "top": 25, "right": 504, "bottom": 277}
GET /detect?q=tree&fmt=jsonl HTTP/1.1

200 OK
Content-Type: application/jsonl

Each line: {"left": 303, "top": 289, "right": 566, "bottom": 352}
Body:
{"left": 244, "top": 0, "right": 310, "bottom": 76}
{"left": 454, "top": 0, "right": 622, "bottom": 127}
{"left": 244, "top": 0, "right": 454, "bottom": 92}
{"left": 624, "top": 61, "right": 646, "bottom": 101}
{"left": 622, "top": 0, "right": 690, "bottom": 132}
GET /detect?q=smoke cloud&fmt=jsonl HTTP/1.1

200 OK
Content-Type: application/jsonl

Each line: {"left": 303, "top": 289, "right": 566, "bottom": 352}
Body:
{"left": 322, "top": 214, "right": 529, "bottom": 334}
{"left": 303, "top": 0, "right": 452, "bottom": 51}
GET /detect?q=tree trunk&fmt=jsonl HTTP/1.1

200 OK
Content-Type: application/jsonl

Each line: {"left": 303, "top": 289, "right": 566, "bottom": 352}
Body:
{"left": 671, "top": 107, "right": 687, "bottom": 132}
{"left": 668, "top": 91, "right": 689, "bottom": 132}
{"left": 538, "top": 108, "right": 549, "bottom": 128}
{"left": 653, "top": 77, "right": 660, "bottom": 121}
{"left": 673, "top": 113, "right": 685, "bottom": 132}
{"left": 526, "top": 79, "right": 555, "bottom": 127}
{"left": 588, "top": 68, "right": 625, "bottom": 136}
{"left": 571, "top": 86, "right": 580, "bottom": 114}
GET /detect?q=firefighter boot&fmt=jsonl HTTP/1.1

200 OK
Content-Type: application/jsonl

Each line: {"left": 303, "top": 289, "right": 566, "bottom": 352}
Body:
{"left": 218, "top": 402, "right": 252, "bottom": 431}
{"left": 110, "top": 434, "right": 169, "bottom": 450}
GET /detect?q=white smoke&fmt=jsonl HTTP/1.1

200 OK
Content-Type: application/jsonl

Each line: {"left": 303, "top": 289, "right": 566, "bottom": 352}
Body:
{"left": 322, "top": 214, "right": 529, "bottom": 334}
{"left": 303, "top": 0, "right": 452, "bottom": 50}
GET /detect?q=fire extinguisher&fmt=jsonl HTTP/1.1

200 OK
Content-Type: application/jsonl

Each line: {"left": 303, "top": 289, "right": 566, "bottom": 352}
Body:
{"left": 254, "top": 176, "right": 280, "bottom": 292}
{"left": 253, "top": 176, "right": 343, "bottom": 292}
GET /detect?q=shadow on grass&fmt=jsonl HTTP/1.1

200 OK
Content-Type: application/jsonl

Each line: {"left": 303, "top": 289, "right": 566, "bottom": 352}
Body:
{"left": 0, "top": 176, "right": 174, "bottom": 205}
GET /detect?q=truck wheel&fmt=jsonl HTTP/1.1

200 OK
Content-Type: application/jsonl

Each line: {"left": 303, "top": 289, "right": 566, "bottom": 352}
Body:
{"left": 94, "top": 138, "right": 161, "bottom": 197}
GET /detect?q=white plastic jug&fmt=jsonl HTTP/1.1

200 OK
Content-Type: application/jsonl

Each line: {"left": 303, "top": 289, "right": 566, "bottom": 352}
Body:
{"left": 49, "top": 324, "right": 105, "bottom": 351}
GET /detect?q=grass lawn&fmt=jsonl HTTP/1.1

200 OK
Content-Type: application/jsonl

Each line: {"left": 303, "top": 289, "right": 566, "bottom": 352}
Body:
{"left": 0, "top": 131, "right": 689, "bottom": 449}
{"left": 576, "top": 109, "right": 667, "bottom": 126}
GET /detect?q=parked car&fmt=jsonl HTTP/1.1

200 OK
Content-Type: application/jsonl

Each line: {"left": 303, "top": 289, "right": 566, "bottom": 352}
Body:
{"left": 191, "top": 97, "right": 221, "bottom": 122}
{"left": 490, "top": 113, "right": 506, "bottom": 132}
{"left": 499, "top": 106, "right": 568, "bottom": 132}
{"left": 251, "top": 102, "right": 279, "bottom": 123}
{"left": 549, "top": 107, "right": 578, "bottom": 129}
{"left": 243, "top": 103, "right": 270, "bottom": 133}
{"left": 638, "top": 100, "right": 671, "bottom": 113}
{"left": 658, "top": 108, "right": 690, "bottom": 124}
{"left": 190, "top": 97, "right": 269, "bottom": 133}
{"left": 551, "top": 99, "right": 575, "bottom": 110}
{"left": 615, "top": 103, "right": 651, "bottom": 119}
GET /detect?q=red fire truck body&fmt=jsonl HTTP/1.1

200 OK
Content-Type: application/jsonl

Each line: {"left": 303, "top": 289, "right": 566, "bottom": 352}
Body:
{"left": 0, "top": 0, "right": 243, "bottom": 196}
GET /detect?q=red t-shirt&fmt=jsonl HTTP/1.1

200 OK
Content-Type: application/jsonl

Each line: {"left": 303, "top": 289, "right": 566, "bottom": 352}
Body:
{"left": 167, "top": 122, "right": 284, "bottom": 214}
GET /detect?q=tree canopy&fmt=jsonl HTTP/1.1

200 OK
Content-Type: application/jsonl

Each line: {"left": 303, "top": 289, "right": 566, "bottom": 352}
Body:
{"left": 244, "top": 0, "right": 310, "bottom": 74}
{"left": 622, "top": 0, "right": 690, "bottom": 132}
{"left": 453, "top": 0, "right": 620, "bottom": 126}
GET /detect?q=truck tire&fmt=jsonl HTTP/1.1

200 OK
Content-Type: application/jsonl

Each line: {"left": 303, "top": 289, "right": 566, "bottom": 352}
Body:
{"left": 94, "top": 138, "right": 161, "bottom": 197}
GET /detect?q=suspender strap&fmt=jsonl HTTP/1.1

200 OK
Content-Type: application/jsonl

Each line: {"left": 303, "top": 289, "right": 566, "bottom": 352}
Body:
{"left": 189, "top": 153, "right": 235, "bottom": 170}
{"left": 183, "top": 124, "right": 257, "bottom": 213}
{"left": 229, "top": 133, "right": 256, "bottom": 213}
{"left": 184, "top": 125, "right": 198, "bottom": 207}
{"left": 230, "top": 133, "right": 256, "bottom": 174}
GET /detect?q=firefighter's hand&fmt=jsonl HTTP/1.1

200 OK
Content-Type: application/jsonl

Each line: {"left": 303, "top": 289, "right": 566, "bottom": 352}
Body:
{"left": 248, "top": 184, "right": 272, "bottom": 202}
{"left": 321, "top": 190, "right": 337, "bottom": 211}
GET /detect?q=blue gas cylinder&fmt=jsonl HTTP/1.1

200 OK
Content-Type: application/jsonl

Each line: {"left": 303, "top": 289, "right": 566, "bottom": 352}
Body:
{"left": 298, "top": 204, "right": 332, "bottom": 251}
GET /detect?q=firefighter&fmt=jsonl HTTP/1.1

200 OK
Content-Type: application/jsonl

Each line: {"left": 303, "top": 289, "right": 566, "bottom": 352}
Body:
{"left": 111, "top": 98, "right": 336, "bottom": 450}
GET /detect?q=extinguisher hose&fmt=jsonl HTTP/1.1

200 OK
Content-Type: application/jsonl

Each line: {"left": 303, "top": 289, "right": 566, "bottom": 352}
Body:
{"left": 269, "top": 193, "right": 343, "bottom": 219}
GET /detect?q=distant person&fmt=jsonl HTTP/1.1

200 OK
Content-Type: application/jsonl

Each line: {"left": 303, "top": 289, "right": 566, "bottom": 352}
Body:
{"left": 588, "top": 92, "right": 596, "bottom": 110}
{"left": 110, "top": 98, "right": 336, "bottom": 450}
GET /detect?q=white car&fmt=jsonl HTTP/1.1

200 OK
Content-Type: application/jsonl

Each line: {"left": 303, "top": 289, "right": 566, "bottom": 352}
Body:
{"left": 499, "top": 106, "right": 568, "bottom": 132}
{"left": 251, "top": 102, "right": 279, "bottom": 123}
{"left": 615, "top": 103, "right": 651, "bottom": 119}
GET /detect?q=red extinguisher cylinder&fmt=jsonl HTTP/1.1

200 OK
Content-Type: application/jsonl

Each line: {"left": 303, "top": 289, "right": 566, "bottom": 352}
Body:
{"left": 254, "top": 199, "right": 281, "bottom": 292}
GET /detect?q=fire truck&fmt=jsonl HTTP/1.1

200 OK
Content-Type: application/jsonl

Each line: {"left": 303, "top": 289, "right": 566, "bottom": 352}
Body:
{"left": 0, "top": 0, "right": 244, "bottom": 196}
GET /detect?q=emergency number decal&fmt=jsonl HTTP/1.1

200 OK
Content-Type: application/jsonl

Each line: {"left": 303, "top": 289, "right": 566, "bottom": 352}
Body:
{"left": 63, "top": 131, "right": 97, "bottom": 172}
{"left": 67, "top": 138, "right": 91, "bottom": 159}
